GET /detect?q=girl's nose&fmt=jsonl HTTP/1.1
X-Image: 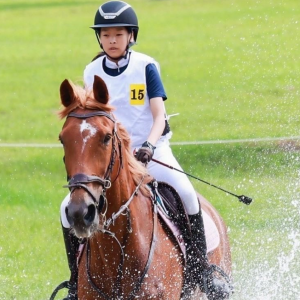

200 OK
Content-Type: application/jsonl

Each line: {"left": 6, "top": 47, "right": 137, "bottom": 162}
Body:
{"left": 109, "top": 36, "right": 116, "bottom": 43}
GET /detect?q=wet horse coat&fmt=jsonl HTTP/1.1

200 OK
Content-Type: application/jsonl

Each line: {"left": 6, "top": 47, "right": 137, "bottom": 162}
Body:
{"left": 58, "top": 75, "right": 232, "bottom": 299}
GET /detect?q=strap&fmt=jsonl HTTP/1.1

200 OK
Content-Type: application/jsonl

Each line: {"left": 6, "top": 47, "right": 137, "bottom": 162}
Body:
{"left": 84, "top": 188, "right": 158, "bottom": 300}
{"left": 86, "top": 238, "right": 116, "bottom": 300}
{"left": 104, "top": 175, "right": 145, "bottom": 228}
{"left": 65, "top": 173, "right": 111, "bottom": 189}
{"left": 68, "top": 111, "right": 115, "bottom": 123}
{"left": 49, "top": 281, "right": 69, "bottom": 300}
{"left": 127, "top": 201, "right": 158, "bottom": 300}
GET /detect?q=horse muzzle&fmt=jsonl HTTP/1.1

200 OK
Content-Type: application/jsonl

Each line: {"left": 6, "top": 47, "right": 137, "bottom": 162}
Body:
{"left": 65, "top": 189, "right": 100, "bottom": 238}
{"left": 64, "top": 173, "right": 111, "bottom": 238}
{"left": 65, "top": 189, "right": 99, "bottom": 238}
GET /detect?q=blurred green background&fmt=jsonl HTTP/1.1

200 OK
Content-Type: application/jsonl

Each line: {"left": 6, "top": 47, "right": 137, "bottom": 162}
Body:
{"left": 0, "top": 0, "right": 299, "bottom": 299}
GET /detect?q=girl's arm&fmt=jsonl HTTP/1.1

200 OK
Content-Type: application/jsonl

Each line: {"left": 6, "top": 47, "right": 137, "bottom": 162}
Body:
{"left": 147, "top": 96, "right": 166, "bottom": 146}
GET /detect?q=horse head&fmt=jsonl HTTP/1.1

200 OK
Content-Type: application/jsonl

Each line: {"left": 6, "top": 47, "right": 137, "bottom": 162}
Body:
{"left": 59, "top": 75, "right": 120, "bottom": 238}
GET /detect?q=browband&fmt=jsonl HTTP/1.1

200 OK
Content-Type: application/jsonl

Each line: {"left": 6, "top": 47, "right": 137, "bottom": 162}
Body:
{"left": 68, "top": 111, "right": 115, "bottom": 123}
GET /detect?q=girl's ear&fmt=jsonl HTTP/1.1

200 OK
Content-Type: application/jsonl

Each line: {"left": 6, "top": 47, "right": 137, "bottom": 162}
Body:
{"left": 130, "top": 31, "right": 135, "bottom": 43}
{"left": 60, "top": 79, "right": 76, "bottom": 107}
{"left": 93, "top": 75, "right": 109, "bottom": 104}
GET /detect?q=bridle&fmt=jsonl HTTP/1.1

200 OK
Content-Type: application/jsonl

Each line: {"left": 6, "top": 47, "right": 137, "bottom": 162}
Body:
{"left": 62, "top": 110, "right": 158, "bottom": 300}
{"left": 63, "top": 110, "right": 123, "bottom": 212}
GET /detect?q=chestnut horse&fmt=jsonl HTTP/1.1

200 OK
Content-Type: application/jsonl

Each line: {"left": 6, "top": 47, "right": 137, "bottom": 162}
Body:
{"left": 57, "top": 75, "right": 232, "bottom": 300}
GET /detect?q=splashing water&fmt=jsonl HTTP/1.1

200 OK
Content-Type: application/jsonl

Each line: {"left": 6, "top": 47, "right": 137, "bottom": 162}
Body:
{"left": 233, "top": 234, "right": 300, "bottom": 299}
{"left": 232, "top": 180, "right": 300, "bottom": 300}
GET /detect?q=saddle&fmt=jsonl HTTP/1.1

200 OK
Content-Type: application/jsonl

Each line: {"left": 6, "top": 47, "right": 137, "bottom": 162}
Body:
{"left": 148, "top": 180, "right": 192, "bottom": 260}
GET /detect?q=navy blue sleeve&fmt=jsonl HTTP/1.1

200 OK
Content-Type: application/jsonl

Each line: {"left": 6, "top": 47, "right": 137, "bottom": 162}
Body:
{"left": 146, "top": 63, "right": 167, "bottom": 101}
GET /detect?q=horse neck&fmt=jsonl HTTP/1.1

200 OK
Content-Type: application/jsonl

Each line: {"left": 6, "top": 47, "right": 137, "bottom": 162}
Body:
{"left": 88, "top": 155, "right": 155, "bottom": 281}
{"left": 105, "top": 152, "right": 152, "bottom": 235}
{"left": 106, "top": 152, "right": 137, "bottom": 217}
{"left": 107, "top": 173, "right": 134, "bottom": 210}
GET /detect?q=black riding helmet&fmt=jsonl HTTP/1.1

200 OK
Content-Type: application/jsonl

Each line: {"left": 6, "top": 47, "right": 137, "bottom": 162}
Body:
{"left": 91, "top": 1, "right": 139, "bottom": 50}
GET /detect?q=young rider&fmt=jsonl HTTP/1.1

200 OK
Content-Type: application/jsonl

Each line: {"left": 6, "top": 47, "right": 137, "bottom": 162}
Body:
{"left": 59, "top": 1, "right": 232, "bottom": 299}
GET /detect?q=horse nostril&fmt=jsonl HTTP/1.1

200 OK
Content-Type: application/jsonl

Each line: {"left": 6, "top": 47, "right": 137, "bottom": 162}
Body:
{"left": 84, "top": 204, "right": 96, "bottom": 226}
{"left": 65, "top": 206, "right": 74, "bottom": 227}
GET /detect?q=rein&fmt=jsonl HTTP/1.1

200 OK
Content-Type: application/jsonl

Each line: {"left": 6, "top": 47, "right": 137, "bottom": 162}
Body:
{"left": 85, "top": 175, "right": 159, "bottom": 300}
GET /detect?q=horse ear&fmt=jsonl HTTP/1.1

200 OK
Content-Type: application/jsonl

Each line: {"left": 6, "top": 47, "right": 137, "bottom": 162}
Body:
{"left": 93, "top": 75, "right": 109, "bottom": 104}
{"left": 60, "top": 79, "right": 76, "bottom": 107}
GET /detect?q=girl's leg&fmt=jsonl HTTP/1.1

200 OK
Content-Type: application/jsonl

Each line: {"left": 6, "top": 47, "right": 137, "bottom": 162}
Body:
{"left": 148, "top": 142, "right": 199, "bottom": 215}
{"left": 148, "top": 142, "right": 232, "bottom": 299}
{"left": 148, "top": 143, "right": 208, "bottom": 258}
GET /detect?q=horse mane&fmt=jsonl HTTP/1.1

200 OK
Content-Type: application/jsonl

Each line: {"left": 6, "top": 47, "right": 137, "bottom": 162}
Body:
{"left": 58, "top": 82, "right": 151, "bottom": 197}
{"left": 116, "top": 123, "right": 152, "bottom": 197}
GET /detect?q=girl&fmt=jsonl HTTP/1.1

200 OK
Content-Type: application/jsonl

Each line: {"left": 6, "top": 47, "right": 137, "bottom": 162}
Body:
{"left": 60, "top": 1, "right": 231, "bottom": 299}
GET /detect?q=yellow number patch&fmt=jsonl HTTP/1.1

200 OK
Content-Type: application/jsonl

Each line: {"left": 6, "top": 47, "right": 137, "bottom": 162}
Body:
{"left": 130, "top": 84, "right": 145, "bottom": 105}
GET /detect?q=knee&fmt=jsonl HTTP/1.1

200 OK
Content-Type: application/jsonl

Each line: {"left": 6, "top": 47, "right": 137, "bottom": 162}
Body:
{"left": 179, "top": 190, "right": 200, "bottom": 215}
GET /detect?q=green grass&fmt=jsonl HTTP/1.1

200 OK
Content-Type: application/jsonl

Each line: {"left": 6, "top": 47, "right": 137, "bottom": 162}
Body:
{"left": 0, "top": 0, "right": 300, "bottom": 299}
{"left": 0, "top": 148, "right": 67, "bottom": 299}
{"left": 1, "top": 0, "right": 299, "bottom": 142}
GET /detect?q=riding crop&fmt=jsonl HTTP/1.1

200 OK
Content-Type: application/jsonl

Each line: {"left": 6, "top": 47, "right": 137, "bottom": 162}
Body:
{"left": 152, "top": 158, "right": 252, "bottom": 205}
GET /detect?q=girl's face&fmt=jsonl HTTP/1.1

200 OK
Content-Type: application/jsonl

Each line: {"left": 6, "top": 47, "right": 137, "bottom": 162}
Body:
{"left": 100, "top": 27, "right": 132, "bottom": 61}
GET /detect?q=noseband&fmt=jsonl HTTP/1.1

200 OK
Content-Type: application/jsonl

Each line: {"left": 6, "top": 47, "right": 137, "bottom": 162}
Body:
{"left": 63, "top": 110, "right": 122, "bottom": 209}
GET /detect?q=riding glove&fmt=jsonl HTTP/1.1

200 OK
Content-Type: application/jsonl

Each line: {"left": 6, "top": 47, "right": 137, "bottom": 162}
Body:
{"left": 135, "top": 141, "right": 156, "bottom": 164}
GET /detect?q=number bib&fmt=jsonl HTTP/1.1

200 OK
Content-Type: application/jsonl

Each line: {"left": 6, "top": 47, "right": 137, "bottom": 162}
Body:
{"left": 130, "top": 84, "right": 146, "bottom": 105}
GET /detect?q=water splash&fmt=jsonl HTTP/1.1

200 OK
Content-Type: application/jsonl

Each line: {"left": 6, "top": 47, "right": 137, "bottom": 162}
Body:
{"left": 232, "top": 179, "right": 300, "bottom": 300}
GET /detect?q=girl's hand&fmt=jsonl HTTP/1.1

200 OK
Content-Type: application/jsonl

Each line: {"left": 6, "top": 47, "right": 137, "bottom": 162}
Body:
{"left": 135, "top": 141, "right": 156, "bottom": 164}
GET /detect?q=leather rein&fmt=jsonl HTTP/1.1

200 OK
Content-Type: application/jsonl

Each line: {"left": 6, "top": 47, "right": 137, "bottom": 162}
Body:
{"left": 64, "top": 110, "right": 159, "bottom": 300}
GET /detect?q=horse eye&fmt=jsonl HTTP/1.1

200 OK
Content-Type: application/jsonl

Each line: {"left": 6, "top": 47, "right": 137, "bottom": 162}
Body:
{"left": 103, "top": 134, "right": 112, "bottom": 145}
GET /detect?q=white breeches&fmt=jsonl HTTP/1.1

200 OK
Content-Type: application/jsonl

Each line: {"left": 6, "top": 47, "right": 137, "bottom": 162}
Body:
{"left": 60, "top": 138, "right": 199, "bottom": 228}
{"left": 147, "top": 139, "right": 200, "bottom": 215}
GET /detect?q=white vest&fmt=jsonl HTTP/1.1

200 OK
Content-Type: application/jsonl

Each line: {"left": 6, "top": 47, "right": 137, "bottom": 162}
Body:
{"left": 84, "top": 51, "right": 167, "bottom": 149}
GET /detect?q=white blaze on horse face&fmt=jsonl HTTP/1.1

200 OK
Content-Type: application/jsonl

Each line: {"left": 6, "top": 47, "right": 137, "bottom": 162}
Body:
{"left": 80, "top": 120, "right": 97, "bottom": 152}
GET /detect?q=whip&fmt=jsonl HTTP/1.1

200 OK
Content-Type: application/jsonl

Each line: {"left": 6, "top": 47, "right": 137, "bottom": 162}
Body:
{"left": 152, "top": 158, "right": 252, "bottom": 205}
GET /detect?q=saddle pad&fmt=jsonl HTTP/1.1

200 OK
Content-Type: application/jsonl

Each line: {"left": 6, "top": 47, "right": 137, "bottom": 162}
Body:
{"left": 203, "top": 209, "right": 220, "bottom": 253}
{"left": 157, "top": 206, "right": 220, "bottom": 259}
{"left": 157, "top": 206, "right": 187, "bottom": 259}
